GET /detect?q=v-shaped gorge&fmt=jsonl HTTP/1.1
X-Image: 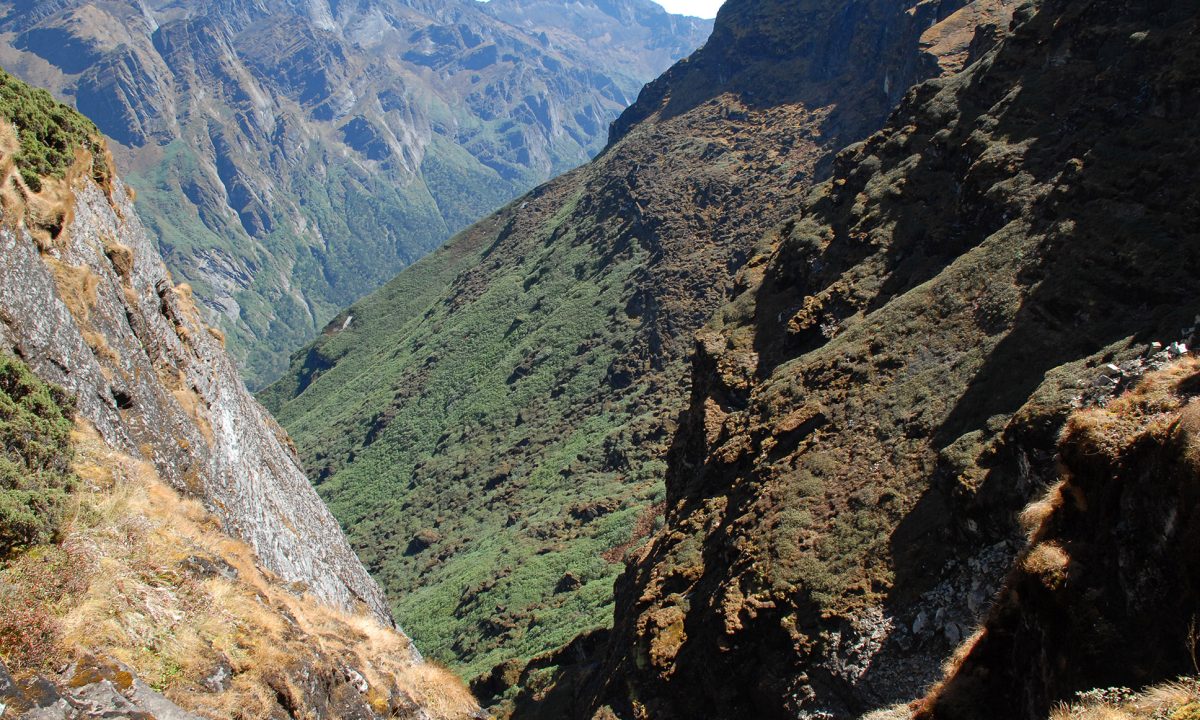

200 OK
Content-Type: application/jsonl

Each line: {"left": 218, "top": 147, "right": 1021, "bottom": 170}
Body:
{"left": 262, "top": 0, "right": 1015, "bottom": 695}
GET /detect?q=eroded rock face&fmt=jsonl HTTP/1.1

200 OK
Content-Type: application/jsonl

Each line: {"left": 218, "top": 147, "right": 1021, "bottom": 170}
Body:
{"left": 0, "top": 142, "right": 397, "bottom": 631}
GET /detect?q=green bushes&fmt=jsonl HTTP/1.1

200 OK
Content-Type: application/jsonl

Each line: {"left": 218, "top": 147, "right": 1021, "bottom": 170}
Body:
{"left": 0, "top": 353, "right": 78, "bottom": 556}
{"left": 0, "top": 67, "right": 106, "bottom": 191}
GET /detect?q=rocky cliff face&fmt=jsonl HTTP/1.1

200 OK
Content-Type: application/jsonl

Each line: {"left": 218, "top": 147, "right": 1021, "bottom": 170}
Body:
{"left": 578, "top": 0, "right": 1200, "bottom": 716}
{"left": 0, "top": 0, "right": 712, "bottom": 387}
{"left": 261, "top": 0, "right": 1006, "bottom": 708}
{"left": 0, "top": 75, "right": 396, "bottom": 628}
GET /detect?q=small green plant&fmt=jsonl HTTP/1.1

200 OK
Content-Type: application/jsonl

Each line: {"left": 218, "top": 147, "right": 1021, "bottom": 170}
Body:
{"left": 0, "top": 353, "right": 78, "bottom": 556}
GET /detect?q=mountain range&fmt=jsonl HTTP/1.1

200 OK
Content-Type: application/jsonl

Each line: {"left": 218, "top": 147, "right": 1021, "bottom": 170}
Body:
{"left": 0, "top": 0, "right": 711, "bottom": 387}
{"left": 261, "top": 0, "right": 1012, "bottom": 699}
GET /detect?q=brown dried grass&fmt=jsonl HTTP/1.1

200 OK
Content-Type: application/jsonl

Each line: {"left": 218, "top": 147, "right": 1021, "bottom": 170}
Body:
{"left": 17, "top": 421, "right": 480, "bottom": 719}
{"left": 1019, "top": 479, "right": 1064, "bottom": 540}
{"left": 1049, "top": 679, "right": 1200, "bottom": 720}
{"left": 43, "top": 257, "right": 99, "bottom": 325}
{"left": 1022, "top": 542, "right": 1070, "bottom": 592}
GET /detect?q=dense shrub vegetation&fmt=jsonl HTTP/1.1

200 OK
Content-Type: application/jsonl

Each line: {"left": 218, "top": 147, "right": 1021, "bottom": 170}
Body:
{"left": 0, "top": 67, "right": 106, "bottom": 191}
{"left": 0, "top": 353, "right": 77, "bottom": 556}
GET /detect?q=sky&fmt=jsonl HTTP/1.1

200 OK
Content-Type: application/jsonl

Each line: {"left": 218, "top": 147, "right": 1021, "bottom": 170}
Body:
{"left": 652, "top": 0, "right": 724, "bottom": 18}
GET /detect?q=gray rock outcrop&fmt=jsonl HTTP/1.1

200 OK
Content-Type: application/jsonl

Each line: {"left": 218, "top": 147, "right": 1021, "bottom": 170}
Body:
{"left": 0, "top": 144, "right": 398, "bottom": 633}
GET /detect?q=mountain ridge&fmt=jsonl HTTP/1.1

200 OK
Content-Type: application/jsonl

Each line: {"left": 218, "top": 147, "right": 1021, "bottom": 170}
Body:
{"left": 568, "top": 0, "right": 1200, "bottom": 715}
{"left": 0, "top": 0, "right": 712, "bottom": 387}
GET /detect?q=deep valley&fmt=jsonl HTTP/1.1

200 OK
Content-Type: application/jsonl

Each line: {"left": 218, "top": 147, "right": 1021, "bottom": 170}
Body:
{"left": 1, "top": 0, "right": 1199, "bottom": 719}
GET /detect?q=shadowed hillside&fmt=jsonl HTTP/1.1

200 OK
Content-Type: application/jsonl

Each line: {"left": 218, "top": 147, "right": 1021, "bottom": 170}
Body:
{"left": 571, "top": 0, "right": 1200, "bottom": 716}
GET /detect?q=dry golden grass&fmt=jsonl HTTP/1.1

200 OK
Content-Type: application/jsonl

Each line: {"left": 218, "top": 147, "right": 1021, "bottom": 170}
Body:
{"left": 171, "top": 283, "right": 199, "bottom": 318}
{"left": 941, "top": 626, "right": 987, "bottom": 678}
{"left": 1020, "top": 479, "right": 1064, "bottom": 540}
{"left": 43, "top": 257, "right": 99, "bottom": 324}
{"left": 152, "top": 367, "right": 214, "bottom": 446}
{"left": 0, "top": 121, "right": 20, "bottom": 222}
{"left": 9, "top": 421, "right": 481, "bottom": 720}
{"left": 861, "top": 704, "right": 915, "bottom": 719}
{"left": 206, "top": 325, "right": 226, "bottom": 348}
{"left": 1022, "top": 542, "right": 1070, "bottom": 592}
{"left": 23, "top": 175, "right": 75, "bottom": 250}
{"left": 1049, "top": 679, "right": 1200, "bottom": 720}
{"left": 396, "top": 663, "right": 479, "bottom": 718}
{"left": 912, "top": 626, "right": 989, "bottom": 717}
{"left": 161, "top": 283, "right": 202, "bottom": 346}
{"left": 81, "top": 330, "right": 120, "bottom": 368}
{"left": 1061, "top": 358, "right": 1200, "bottom": 462}
{"left": 103, "top": 238, "right": 135, "bottom": 282}
{"left": 0, "top": 120, "right": 106, "bottom": 247}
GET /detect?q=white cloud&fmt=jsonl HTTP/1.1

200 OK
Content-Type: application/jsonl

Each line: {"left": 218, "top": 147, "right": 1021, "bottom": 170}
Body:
{"left": 652, "top": 0, "right": 725, "bottom": 18}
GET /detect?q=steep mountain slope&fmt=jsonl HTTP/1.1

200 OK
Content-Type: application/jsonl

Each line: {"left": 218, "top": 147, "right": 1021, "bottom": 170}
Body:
{"left": 559, "top": 0, "right": 1200, "bottom": 716}
{"left": 0, "top": 0, "right": 712, "bottom": 387}
{"left": 0, "top": 68, "right": 483, "bottom": 719}
{"left": 263, "top": 0, "right": 1007, "bottom": 696}
{"left": 0, "top": 67, "right": 392, "bottom": 626}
